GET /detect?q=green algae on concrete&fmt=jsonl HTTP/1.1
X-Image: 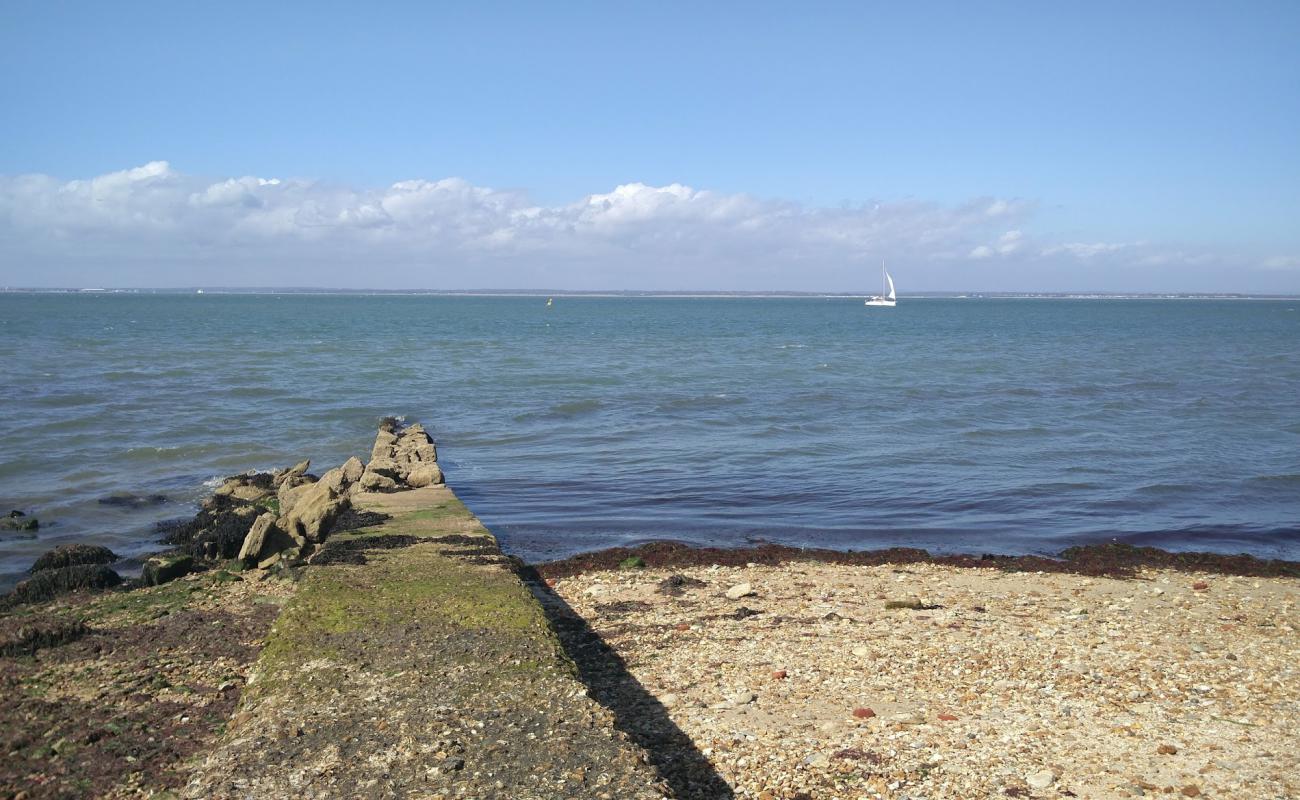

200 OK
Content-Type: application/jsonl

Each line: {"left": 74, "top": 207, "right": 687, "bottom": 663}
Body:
{"left": 187, "top": 485, "right": 666, "bottom": 799}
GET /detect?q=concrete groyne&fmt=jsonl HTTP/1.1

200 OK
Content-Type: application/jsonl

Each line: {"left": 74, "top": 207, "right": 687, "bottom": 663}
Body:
{"left": 184, "top": 423, "right": 667, "bottom": 799}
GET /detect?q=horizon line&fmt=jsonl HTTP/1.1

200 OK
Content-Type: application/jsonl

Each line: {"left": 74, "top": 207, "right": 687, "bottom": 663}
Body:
{"left": 3, "top": 287, "right": 1298, "bottom": 300}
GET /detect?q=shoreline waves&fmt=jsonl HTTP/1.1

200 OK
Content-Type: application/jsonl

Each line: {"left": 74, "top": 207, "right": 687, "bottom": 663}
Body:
{"left": 3, "top": 295, "right": 1299, "bottom": 582}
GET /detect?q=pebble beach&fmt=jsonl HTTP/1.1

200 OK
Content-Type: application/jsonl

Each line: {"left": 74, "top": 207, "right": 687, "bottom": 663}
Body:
{"left": 544, "top": 559, "right": 1299, "bottom": 799}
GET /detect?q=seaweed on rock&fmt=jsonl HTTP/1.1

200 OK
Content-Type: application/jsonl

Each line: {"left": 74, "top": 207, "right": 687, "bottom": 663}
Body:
{"left": 30, "top": 544, "right": 120, "bottom": 573}
{"left": 1, "top": 565, "right": 122, "bottom": 609}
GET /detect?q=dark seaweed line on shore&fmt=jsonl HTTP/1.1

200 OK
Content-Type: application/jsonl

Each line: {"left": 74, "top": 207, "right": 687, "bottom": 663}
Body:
{"left": 535, "top": 540, "right": 1300, "bottom": 580}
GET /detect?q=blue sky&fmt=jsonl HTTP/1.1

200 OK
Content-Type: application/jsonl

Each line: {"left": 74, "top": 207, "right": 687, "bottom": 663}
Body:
{"left": 2, "top": 1, "right": 1298, "bottom": 291}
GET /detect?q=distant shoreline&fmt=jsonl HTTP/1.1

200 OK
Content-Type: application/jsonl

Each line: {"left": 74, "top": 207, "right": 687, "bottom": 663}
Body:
{"left": 3, "top": 288, "right": 1298, "bottom": 300}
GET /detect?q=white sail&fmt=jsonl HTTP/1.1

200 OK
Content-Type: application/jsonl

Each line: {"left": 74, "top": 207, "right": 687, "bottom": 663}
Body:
{"left": 864, "top": 263, "right": 897, "bottom": 307}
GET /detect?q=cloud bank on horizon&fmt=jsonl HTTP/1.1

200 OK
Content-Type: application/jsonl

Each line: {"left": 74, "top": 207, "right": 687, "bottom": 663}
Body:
{"left": 2, "top": 162, "right": 1295, "bottom": 293}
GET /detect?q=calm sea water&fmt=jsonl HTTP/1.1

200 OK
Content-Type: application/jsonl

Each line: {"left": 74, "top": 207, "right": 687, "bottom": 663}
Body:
{"left": 2, "top": 294, "right": 1298, "bottom": 587}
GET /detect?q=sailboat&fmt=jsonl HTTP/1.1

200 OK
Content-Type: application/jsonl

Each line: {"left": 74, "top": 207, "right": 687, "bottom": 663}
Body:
{"left": 546, "top": 297, "right": 553, "bottom": 307}
{"left": 864, "top": 265, "right": 896, "bottom": 307}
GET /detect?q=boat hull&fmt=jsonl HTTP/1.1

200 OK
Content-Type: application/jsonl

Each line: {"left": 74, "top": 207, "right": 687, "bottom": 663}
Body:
{"left": 864, "top": 298, "right": 896, "bottom": 307}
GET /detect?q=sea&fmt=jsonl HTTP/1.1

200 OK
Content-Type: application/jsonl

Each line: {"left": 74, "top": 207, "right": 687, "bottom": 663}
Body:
{"left": 2, "top": 293, "right": 1298, "bottom": 588}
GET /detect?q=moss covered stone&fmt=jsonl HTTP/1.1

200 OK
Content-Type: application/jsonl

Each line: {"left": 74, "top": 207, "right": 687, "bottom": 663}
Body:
{"left": 142, "top": 554, "right": 195, "bottom": 586}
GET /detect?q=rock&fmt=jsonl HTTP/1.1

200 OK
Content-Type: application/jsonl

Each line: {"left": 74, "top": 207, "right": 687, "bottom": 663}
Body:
{"left": 358, "top": 471, "right": 399, "bottom": 492}
{"left": 1180, "top": 786, "right": 1201, "bottom": 797}
{"left": 891, "top": 711, "right": 924, "bottom": 725}
{"left": 237, "top": 513, "right": 278, "bottom": 563}
{"left": 2, "top": 565, "right": 122, "bottom": 608}
{"left": 660, "top": 693, "right": 678, "bottom": 707}
{"left": 279, "top": 480, "right": 351, "bottom": 542}
{"left": 142, "top": 554, "right": 195, "bottom": 586}
{"left": 770, "top": 669, "right": 788, "bottom": 679}
{"left": 278, "top": 481, "right": 314, "bottom": 518}
{"left": 1192, "top": 581, "right": 1209, "bottom": 591}
{"left": 366, "top": 457, "right": 404, "bottom": 479}
{"left": 2, "top": 511, "right": 39, "bottom": 532}
{"left": 730, "top": 690, "right": 756, "bottom": 705}
{"left": 30, "top": 544, "right": 118, "bottom": 573}
{"left": 852, "top": 707, "right": 876, "bottom": 718}
{"left": 852, "top": 645, "right": 870, "bottom": 657}
{"left": 277, "top": 473, "right": 315, "bottom": 493}
{"left": 317, "top": 466, "right": 350, "bottom": 494}
{"left": 726, "top": 583, "right": 755, "bottom": 600}
{"left": 674, "top": 623, "right": 691, "bottom": 632}
{"left": 1026, "top": 770, "right": 1055, "bottom": 789}
{"left": 213, "top": 474, "right": 273, "bottom": 503}
{"left": 273, "top": 459, "right": 311, "bottom": 487}
{"left": 938, "top": 712, "right": 958, "bottom": 721}
{"left": 358, "top": 419, "right": 444, "bottom": 491}
{"left": 163, "top": 497, "right": 261, "bottom": 560}
{"left": 227, "top": 483, "right": 271, "bottom": 503}
{"left": 341, "top": 456, "right": 365, "bottom": 483}
{"left": 804, "top": 752, "right": 830, "bottom": 768}
{"left": 405, "top": 464, "right": 444, "bottom": 488}
{"left": 1157, "top": 743, "right": 1178, "bottom": 755}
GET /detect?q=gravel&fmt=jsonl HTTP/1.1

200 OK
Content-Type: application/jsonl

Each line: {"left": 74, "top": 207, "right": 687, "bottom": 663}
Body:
{"left": 549, "top": 560, "right": 1299, "bottom": 799}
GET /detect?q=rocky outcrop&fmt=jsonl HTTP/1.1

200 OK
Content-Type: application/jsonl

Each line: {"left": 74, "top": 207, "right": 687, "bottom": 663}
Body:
{"left": 144, "top": 419, "right": 446, "bottom": 573}
{"left": 360, "top": 419, "right": 444, "bottom": 491}
{"left": 167, "top": 498, "right": 262, "bottom": 560}
{"left": 1, "top": 564, "right": 122, "bottom": 609}
{"left": 30, "top": 544, "right": 119, "bottom": 573}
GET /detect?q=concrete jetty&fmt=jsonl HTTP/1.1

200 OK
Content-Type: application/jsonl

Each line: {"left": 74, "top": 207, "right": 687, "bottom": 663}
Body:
{"left": 185, "top": 429, "right": 667, "bottom": 798}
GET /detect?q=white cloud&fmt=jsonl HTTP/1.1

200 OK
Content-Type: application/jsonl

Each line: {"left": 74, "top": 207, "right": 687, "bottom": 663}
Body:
{"left": 968, "top": 229, "right": 1025, "bottom": 259}
{"left": 1042, "top": 241, "right": 1135, "bottom": 259}
{"left": 1260, "top": 255, "right": 1300, "bottom": 271}
{"left": 0, "top": 162, "right": 1293, "bottom": 292}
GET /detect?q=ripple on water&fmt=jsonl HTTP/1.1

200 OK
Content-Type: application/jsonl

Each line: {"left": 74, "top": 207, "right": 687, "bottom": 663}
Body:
{"left": 1, "top": 294, "right": 1298, "bottom": 583}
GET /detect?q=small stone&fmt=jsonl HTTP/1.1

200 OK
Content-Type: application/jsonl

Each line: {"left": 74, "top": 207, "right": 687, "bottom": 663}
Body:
{"left": 852, "top": 707, "right": 876, "bottom": 718}
{"left": 726, "top": 583, "right": 755, "bottom": 600}
{"left": 852, "top": 645, "right": 870, "bottom": 657}
{"left": 938, "top": 713, "right": 958, "bottom": 721}
{"left": 730, "top": 690, "right": 756, "bottom": 705}
{"left": 660, "top": 693, "right": 678, "bottom": 708}
{"left": 1192, "top": 581, "right": 1209, "bottom": 590}
{"left": 1157, "top": 744, "right": 1178, "bottom": 755}
{"left": 1180, "top": 786, "right": 1200, "bottom": 797}
{"left": 674, "top": 623, "right": 691, "bottom": 632}
{"left": 770, "top": 669, "right": 788, "bottom": 680}
{"left": 1026, "top": 770, "right": 1055, "bottom": 789}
